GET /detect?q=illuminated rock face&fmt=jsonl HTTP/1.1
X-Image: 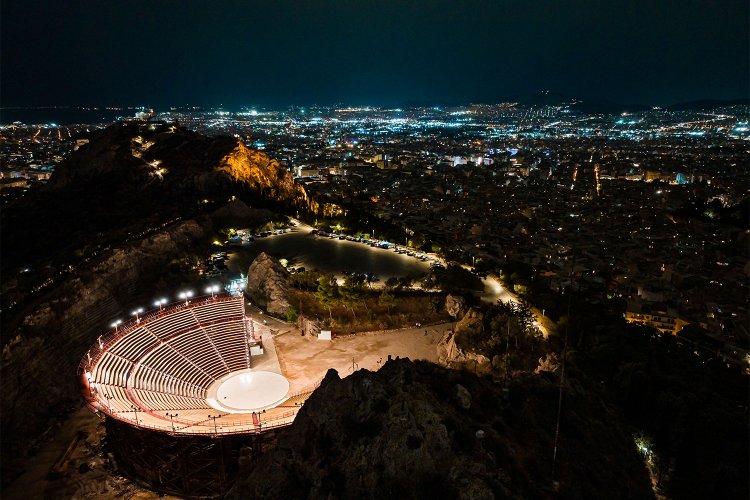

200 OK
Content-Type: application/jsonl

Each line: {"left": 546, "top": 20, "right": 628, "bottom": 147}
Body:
{"left": 218, "top": 142, "right": 318, "bottom": 212}
{"left": 44, "top": 121, "right": 317, "bottom": 213}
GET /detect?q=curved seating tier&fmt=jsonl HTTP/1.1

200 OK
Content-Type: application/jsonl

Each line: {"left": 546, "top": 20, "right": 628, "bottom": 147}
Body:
{"left": 84, "top": 296, "right": 282, "bottom": 434}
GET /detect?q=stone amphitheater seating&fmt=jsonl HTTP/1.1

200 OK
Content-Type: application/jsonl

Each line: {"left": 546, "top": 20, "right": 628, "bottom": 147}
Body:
{"left": 89, "top": 296, "right": 252, "bottom": 422}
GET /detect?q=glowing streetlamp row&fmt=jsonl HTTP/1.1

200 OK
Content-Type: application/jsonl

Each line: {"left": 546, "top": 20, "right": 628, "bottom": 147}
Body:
{"left": 109, "top": 286, "right": 222, "bottom": 331}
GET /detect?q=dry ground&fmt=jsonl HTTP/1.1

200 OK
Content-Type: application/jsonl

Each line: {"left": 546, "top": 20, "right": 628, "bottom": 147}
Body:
{"left": 273, "top": 322, "right": 456, "bottom": 393}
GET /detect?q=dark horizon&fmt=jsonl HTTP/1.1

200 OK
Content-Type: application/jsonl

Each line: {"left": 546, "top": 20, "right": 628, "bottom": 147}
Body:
{"left": 2, "top": 0, "right": 748, "bottom": 109}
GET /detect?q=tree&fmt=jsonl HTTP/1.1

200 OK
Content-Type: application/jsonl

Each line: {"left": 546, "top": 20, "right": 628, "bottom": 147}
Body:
{"left": 315, "top": 275, "right": 339, "bottom": 320}
{"left": 340, "top": 274, "right": 366, "bottom": 320}
{"left": 378, "top": 289, "right": 396, "bottom": 313}
{"left": 290, "top": 270, "right": 322, "bottom": 290}
{"left": 411, "top": 232, "right": 426, "bottom": 249}
{"left": 286, "top": 304, "right": 299, "bottom": 323}
{"left": 385, "top": 277, "right": 400, "bottom": 290}
{"left": 510, "top": 300, "right": 535, "bottom": 336}
{"left": 364, "top": 273, "right": 375, "bottom": 290}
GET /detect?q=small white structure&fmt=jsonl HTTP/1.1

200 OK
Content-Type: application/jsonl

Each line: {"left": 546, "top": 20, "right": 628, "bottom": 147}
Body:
{"left": 318, "top": 330, "right": 332, "bottom": 341}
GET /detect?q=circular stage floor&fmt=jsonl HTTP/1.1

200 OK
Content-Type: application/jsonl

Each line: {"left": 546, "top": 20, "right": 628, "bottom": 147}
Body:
{"left": 206, "top": 369, "right": 290, "bottom": 414}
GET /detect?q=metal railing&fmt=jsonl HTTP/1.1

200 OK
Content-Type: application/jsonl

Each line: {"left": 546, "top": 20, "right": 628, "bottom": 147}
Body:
{"left": 88, "top": 381, "right": 321, "bottom": 436}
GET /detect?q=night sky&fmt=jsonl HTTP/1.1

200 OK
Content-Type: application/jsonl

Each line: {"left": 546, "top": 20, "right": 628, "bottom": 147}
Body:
{"left": 2, "top": 0, "right": 747, "bottom": 108}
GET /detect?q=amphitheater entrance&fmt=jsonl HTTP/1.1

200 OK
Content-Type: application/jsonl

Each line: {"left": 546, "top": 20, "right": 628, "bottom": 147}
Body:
{"left": 206, "top": 369, "right": 290, "bottom": 413}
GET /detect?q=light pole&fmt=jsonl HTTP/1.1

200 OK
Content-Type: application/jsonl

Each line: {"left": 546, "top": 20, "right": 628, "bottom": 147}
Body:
{"left": 205, "top": 284, "right": 220, "bottom": 298}
{"left": 85, "top": 371, "right": 94, "bottom": 396}
{"left": 104, "top": 393, "right": 113, "bottom": 413}
{"left": 166, "top": 412, "right": 179, "bottom": 432}
{"left": 178, "top": 290, "right": 194, "bottom": 306}
{"left": 131, "top": 307, "right": 144, "bottom": 323}
{"left": 154, "top": 298, "right": 167, "bottom": 312}
{"left": 110, "top": 319, "right": 122, "bottom": 333}
{"left": 130, "top": 404, "right": 140, "bottom": 425}
{"left": 208, "top": 414, "right": 222, "bottom": 434}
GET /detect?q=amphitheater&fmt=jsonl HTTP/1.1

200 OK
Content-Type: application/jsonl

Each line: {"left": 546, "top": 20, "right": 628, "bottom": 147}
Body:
{"left": 79, "top": 294, "right": 315, "bottom": 436}
{"left": 77, "top": 291, "right": 450, "bottom": 497}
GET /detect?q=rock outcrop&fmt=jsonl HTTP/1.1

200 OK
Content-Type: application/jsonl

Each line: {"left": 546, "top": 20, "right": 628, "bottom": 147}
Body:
{"left": 437, "top": 326, "right": 492, "bottom": 374}
{"left": 437, "top": 308, "right": 498, "bottom": 374}
{"left": 245, "top": 253, "right": 291, "bottom": 317}
{"left": 217, "top": 142, "right": 316, "bottom": 212}
{"left": 227, "top": 359, "right": 654, "bottom": 500}
{"left": 445, "top": 293, "right": 467, "bottom": 319}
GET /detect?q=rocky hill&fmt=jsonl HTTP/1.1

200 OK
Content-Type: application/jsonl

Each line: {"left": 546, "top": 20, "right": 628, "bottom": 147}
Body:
{"left": 0, "top": 119, "right": 316, "bottom": 487}
{"left": 228, "top": 359, "right": 653, "bottom": 500}
{"left": 44, "top": 121, "right": 315, "bottom": 209}
{"left": 1, "top": 121, "right": 316, "bottom": 298}
{"left": 0, "top": 203, "right": 275, "bottom": 486}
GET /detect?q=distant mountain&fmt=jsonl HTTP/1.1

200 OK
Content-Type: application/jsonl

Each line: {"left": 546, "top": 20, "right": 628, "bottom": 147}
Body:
{"left": 513, "top": 91, "right": 648, "bottom": 114}
{"left": 464, "top": 91, "right": 648, "bottom": 114}
{"left": 571, "top": 98, "right": 649, "bottom": 114}
{"left": 664, "top": 98, "right": 749, "bottom": 111}
{"left": 469, "top": 92, "right": 749, "bottom": 114}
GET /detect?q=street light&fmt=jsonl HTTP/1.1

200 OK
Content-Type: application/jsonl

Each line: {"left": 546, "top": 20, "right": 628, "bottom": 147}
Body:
{"left": 166, "top": 412, "right": 179, "bottom": 432}
{"left": 178, "top": 290, "right": 194, "bottom": 306}
{"left": 208, "top": 414, "right": 222, "bottom": 434}
{"left": 110, "top": 319, "right": 122, "bottom": 333}
{"left": 103, "top": 393, "right": 113, "bottom": 413}
{"left": 85, "top": 371, "right": 94, "bottom": 396}
{"left": 130, "top": 404, "right": 140, "bottom": 425}
{"left": 205, "top": 284, "right": 220, "bottom": 298}
{"left": 130, "top": 307, "right": 144, "bottom": 323}
{"left": 154, "top": 298, "right": 168, "bottom": 311}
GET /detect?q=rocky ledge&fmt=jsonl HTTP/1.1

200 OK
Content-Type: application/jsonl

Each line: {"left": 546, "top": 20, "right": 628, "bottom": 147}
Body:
{"left": 227, "top": 359, "right": 653, "bottom": 500}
